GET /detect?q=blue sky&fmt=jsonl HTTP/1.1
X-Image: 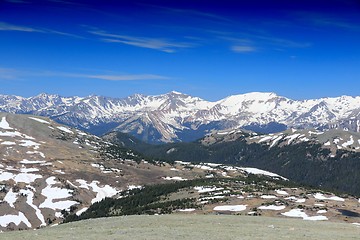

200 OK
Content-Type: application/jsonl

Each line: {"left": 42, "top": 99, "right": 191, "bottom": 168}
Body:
{"left": 0, "top": 0, "right": 359, "bottom": 101}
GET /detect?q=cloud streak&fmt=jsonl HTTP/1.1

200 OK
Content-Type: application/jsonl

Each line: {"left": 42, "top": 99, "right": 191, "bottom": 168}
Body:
{"left": 0, "top": 22, "right": 40, "bottom": 32}
{"left": 0, "top": 67, "right": 171, "bottom": 82}
{"left": 89, "top": 30, "right": 193, "bottom": 53}
{"left": 84, "top": 74, "right": 171, "bottom": 81}
{"left": 0, "top": 21, "right": 82, "bottom": 38}
{"left": 231, "top": 45, "right": 257, "bottom": 53}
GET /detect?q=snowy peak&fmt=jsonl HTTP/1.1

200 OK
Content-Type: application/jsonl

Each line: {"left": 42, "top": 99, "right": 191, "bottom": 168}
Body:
{"left": 1, "top": 91, "right": 360, "bottom": 143}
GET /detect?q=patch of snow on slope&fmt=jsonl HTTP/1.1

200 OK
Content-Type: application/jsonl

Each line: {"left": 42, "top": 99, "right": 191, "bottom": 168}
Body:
{"left": 20, "top": 167, "right": 39, "bottom": 173}
{"left": 239, "top": 167, "right": 287, "bottom": 180}
{"left": 275, "top": 189, "right": 289, "bottom": 195}
{"left": 0, "top": 117, "right": 13, "bottom": 130}
{"left": 194, "top": 186, "right": 224, "bottom": 193}
{"left": 163, "top": 176, "right": 187, "bottom": 181}
{"left": 20, "top": 159, "right": 46, "bottom": 164}
{"left": 57, "top": 126, "right": 74, "bottom": 134}
{"left": 4, "top": 188, "right": 18, "bottom": 208}
{"left": 178, "top": 208, "right": 196, "bottom": 212}
{"left": 20, "top": 189, "right": 46, "bottom": 226}
{"left": 26, "top": 151, "right": 45, "bottom": 158}
{"left": 342, "top": 136, "right": 354, "bottom": 148}
{"left": 261, "top": 195, "right": 277, "bottom": 199}
{"left": 39, "top": 177, "right": 78, "bottom": 210}
{"left": 258, "top": 205, "right": 286, "bottom": 210}
{"left": 89, "top": 181, "right": 118, "bottom": 204}
{"left": 76, "top": 179, "right": 89, "bottom": 189}
{"left": 313, "top": 193, "right": 345, "bottom": 202}
{"left": 28, "top": 117, "right": 50, "bottom": 124}
{"left": 19, "top": 140, "right": 40, "bottom": 148}
{"left": 76, "top": 207, "right": 88, "bottom": 216}
{"left": 0, "top": 171, "right": 15, "bottom": 181}
{"left": 14, "top": 173, "right": 42, "bottom": 183}
{"left": 269, "top": 135, "right": 283, "bottom": 148}
{"left": 1, "top": 141, "right": 16, "bottom": 145}
{"left": 281, "top": 209, "right": 328, "bottom": 221}
{"left": 285, "top": 134, "right": 300, "bottom": 144}
{"left": 0, "top": 212, "right": 31, "bottom": 228}
{"left": 213, "top": 205, "right": 247, "bottom": 211}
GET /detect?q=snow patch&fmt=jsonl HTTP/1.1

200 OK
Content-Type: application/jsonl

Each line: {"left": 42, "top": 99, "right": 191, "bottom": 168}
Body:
{"left": 194, "top": 186, "right": 224, "bottom": 193}
{"left": 4, "top": 188, "right": 18, "bottom": 208}
{"left": 258, "top": 205, "right": 286, "bottom": 210}
{"left": 20, "top": 159, "right": 46, "bottom": 164}
{"left": 57, "top": 126, "right": 74, "bottom": 134}
{"left": 313, "top": 193, "right": 345, "bottom": 202}
{"left": 76, "top": 207, "right": 88, "bottom": 216}
{"left": 0, "top": 117, "right": 13, "bottom": 130}
{"left": 213, "top": 205, "right": 247, "bottom": 212}
{"left": 0, "top": 212, "right": 31, "bottom": 228}
{"left": 163, "top": 176, "right": 187, "bottom": 181}
{"left": 28, "top": 117, "right": 50, "bottom": 124}
{"left": 39, "top": 177, "right": 78, "bottom": 210}
{"left": 275, "top": 189, "right": 289, "bottom": 195}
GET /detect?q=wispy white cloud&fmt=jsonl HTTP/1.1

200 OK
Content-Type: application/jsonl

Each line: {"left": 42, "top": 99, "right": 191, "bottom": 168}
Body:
{"left": 295, "top": 12, "right": 360, "bottom": 31}
{"left": 89, "top": 30, "right": 193, "bottom": 53}
{"left": 0, "top": 22, "right": 40, "bottom": 32}
{"left": 0, "top": 67, "right": 171, "bottom": 82}
{"left": 231, "top": 46, "right": 257, "bottom": 53}
{"left": 312, "top": 17, "right": 360, "bottom": 31}
{"left": 0, "top": 21, "right": 82, "bottom": 38}
{"left": 158, "top": 6, "right": 232, "bottom": 23}
{"left": 84, "top": 74, "right": 171, "bottom": 81}
{"left": 0, "top": 67, "right": 18, "bottom": 80}
{"left": 217, "top": 31, "right": 311, "bottom": 52}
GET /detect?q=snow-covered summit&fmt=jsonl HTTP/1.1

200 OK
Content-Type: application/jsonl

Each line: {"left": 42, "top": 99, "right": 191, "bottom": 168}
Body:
{"left": 1, "top": 91, "right": 360, "bottom": 143}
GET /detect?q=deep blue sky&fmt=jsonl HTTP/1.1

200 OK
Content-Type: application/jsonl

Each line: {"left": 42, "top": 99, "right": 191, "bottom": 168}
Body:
{"left": 0, "top": 0, "right": 359, "bottom": 100}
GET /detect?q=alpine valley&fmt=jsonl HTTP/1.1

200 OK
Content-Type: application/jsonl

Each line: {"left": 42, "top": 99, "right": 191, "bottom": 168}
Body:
{"left": 4, "top": 112, "right": 360, "bottom": 232}
{"left": 1, "top": 93, "right": 360, "bottom": 232}
{"left": 1, "top": 91, "right": 360, "bottom": 143}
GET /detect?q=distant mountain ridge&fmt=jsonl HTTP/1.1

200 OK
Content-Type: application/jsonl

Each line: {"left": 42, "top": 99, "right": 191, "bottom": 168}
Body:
{"left": 1, "top": 91, "right": 360, "bottom": 143}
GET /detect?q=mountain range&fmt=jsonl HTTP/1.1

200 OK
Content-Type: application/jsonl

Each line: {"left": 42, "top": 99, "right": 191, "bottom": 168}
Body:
{"left": 4, "top": 112, "right": 349, "bottom": 231}
{"left": 1, "top": 91, "right": 360, "bottom": 143}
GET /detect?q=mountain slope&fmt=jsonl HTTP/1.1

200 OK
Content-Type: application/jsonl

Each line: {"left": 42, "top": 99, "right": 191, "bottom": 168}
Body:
{"left": 0, "top": 113, "right": 222, "bottom": 230}
{"left": 1, "top": 92, "right": 360, "bottom": 143}
{"left": 105, "top": 128, "right": 360, "bottom": 196}
{"left": 1, "top": 113, "right": 295, "bottom": 231}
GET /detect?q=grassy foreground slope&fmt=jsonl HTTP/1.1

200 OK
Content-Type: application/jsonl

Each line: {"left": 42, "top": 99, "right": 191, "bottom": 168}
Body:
{"left": 2, "top": 215, "right": 360, "bottom": 240}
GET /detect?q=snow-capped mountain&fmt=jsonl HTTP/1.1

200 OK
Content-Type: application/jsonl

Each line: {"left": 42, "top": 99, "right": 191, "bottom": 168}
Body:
{"left": 1, "top": 91, "right": 360, "bottom": 143}
{"left": 1, "top": 112, "right": 296, "bottom": 231}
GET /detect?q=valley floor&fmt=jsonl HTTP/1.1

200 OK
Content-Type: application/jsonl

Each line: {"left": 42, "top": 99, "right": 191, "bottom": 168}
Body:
{"left": 1, "top": 214, "right": 360, "bottom": 240}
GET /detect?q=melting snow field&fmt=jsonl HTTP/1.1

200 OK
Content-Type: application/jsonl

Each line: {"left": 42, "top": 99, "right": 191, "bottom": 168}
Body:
{"left": 0, "top": 117, "right": 13, "bottom": 130}
{"left": 39, "top": 177, "right": 78, "bottom": 210}
{"left": 194, "top": 186, "right": 224, "bottom": 193}
{"left": 57, "top": 126, "right": 74, "bottom": 134}
{"left": 213, "top": 205, "right": 247, "bottom": 212}
{"left": 239, "top": 167, "right": 286, "bottom": 180}
{"left": 0, "top": 212, "right": 31, "bottom": 228}
{"left": 20, "top": 159, "right": 46, "bottom": 164}
{"left": 28, "top": 117, "right": 50, "bottom": 124}
{"left": 76, "top": 207, "right": 89, "bottom": 216}
{"left": 313, "top": 193, "right": 345, "bottom": 202}
{"left": 163, "top": 176, "right": 187, "bottom": 181}
{"left": 260, "top": 195, "right": 277, "bottom": 199}
{"left": 281, "top": 209, "right": 328, "bottom": 221}
{"left": 178, "top": 208, "right": 196, "bottom": 212}
{"left": 258, "top": 205, "right": 286, "bottom": 210}
{"left": 75, "top": 179, "right": 118, "bottom": 204}
{"left": 4, "top": 188, "right": 18, "bottom": 208}
{"left": 20, "top": 189, "right": 46, "bottom": 226}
